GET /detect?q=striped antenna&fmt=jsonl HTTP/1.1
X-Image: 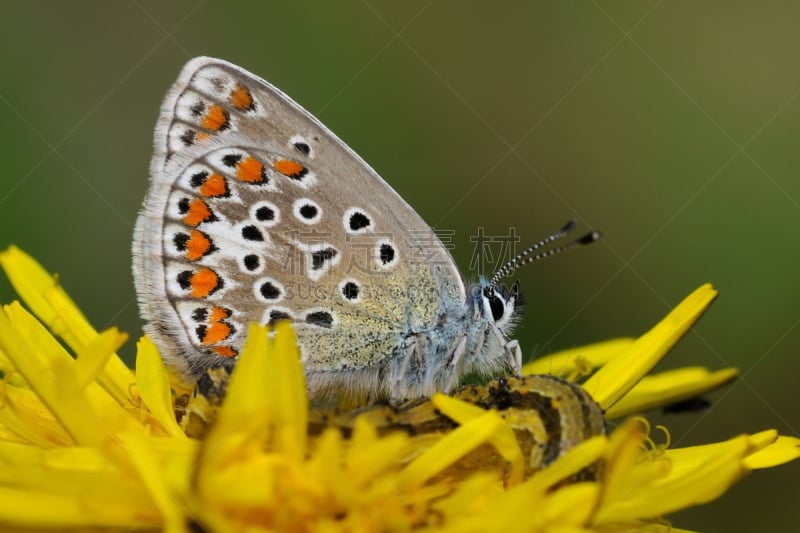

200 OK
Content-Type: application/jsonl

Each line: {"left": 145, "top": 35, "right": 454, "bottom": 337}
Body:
{"left": 488, "top": 220, "right": 600, "bottom": 289}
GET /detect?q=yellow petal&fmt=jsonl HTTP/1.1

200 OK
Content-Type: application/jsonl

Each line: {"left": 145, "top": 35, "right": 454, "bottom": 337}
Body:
{"left": 119, "top": 430, "right": 185, "bottom": 532}
{"left": 432, "top": 393, "right": 525, "bottom": 485}
{"left": 432, "top": 473, "right": 504, "bottom": 525}
{"left": 597, "top": 418, "right": 651, "bottom": 508}
{"left": 0, "top": 440, "right": 107, "bottom": 472}
{"left": 744, "top": 434, "right": 800, "bottom": 469}
{"left": 0, "top": 384, "right": 71, "bottom": 446}
{"left": 194, "top": 322, "right": 309, "bottom": 516}
{"left": 524, "top": 434, "right": 608, "bottom": 493}
{"left": 45, "top": 281, "right": 136, "bottom": 407}
{"left": 198, "top": 324, "right": 271, "bottom": 472}
{"left": 0, "top": 345, "right": 13, "bottom": 372}
{"left": 135, "top": 336, "right": 185, "bottom": 438}
{"left": 400, "top": 410, "right": 504, "bottom": 488}
{"left": 215, "top": 324, "right": 270, "bottom": 417}
{"left": 269, "top": 320, "right": 307, "bottom": 458}
{"left": 531, "top": 482, "right": 599, "bottom": 527}
{"left": 0, "top": 486, "right": 160, "bottom": 528}
{"left": 0, "top": 246, "right": 135, "bottom": 407}
{"left": 0, "top": 303, "right": 140, "bottom": 446}
{"left": 345, "top": 417, "right": 410, "bottom": 488}
{"left": 523, "top": 338, "right": 635, "bottom": 377}
{"left": 0, "top": 303, "right": 105, "bottom": 445}
{"left": 598, "top": 434, "right": 751, "bottom": 522}
{"left": 584, "top": 284, "right": 718, "bottom": 410}
{"left": 307, "top": 427, "right": 347, "bottom": 495}
{"left": 74, "top": 327, "right": 127, "bottom": 389}
{"left": 479, "top": 482, "right": 600, "bottom": 532}
{"left": 0, "top": 246, "right": 69, "bottom": 338}
{"left": 605, "top": 367, "right": 738, "bottom": 419}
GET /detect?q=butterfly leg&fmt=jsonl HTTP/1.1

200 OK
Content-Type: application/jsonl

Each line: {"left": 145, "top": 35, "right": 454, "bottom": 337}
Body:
{"left": 390, "top": 341, "right": 421, "bottom": 403}
{"left": 504, "top": 339, "right": 522, "bottom": 376}
{"left": 488, "top": 323, "right": 522, "bottom": 376}
{"left": 471, "top": 328, "right": 486, "bottom": 362}
{"left": 445, "top": 335, "right": 468, "bottom": 392}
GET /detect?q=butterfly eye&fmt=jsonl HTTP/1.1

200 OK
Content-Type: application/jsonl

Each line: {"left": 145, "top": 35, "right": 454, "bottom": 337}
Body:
{"left": 483, "top": 288, "right": 505, "bottom": 322}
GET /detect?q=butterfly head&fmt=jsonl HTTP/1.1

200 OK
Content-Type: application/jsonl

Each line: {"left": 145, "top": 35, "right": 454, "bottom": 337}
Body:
{"left": 467, "top": 220, "right": 601, "bottom": 345}
{"left": 475, "top": 220, "right": 601, "bottom": 334}
{"left": 475, "top": 277, "right": 524, "bottom": 336}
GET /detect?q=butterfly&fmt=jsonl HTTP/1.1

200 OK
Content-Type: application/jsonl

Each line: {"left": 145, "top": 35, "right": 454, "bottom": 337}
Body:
{"left": 133, "top": 57, "right": 597, "bottom": 402}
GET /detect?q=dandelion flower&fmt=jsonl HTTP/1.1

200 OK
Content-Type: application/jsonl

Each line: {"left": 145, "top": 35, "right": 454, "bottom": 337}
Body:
{"left": 0, "top": 245, "right": 797, "bottom": 531}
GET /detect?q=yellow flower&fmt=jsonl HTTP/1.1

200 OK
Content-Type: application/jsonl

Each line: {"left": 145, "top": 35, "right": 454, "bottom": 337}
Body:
{"left": 0, "top": 245, "right": 797, "bottom": 532}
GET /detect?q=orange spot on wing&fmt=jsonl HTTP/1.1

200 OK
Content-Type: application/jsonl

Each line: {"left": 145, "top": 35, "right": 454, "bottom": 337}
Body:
{"left": 201, "top": 105, "right": 229, "bottom": 131}
{"left": 196, "top": 132, "right": 210, "bottom": 142}
{"left": 236, "top": 156, "right": 265, "bottom": 183}
{"left": 185, "top": 230, "right": 212, "bottom": 261}
{"left": 203, "top": 321, "right": 233, "bottom": 344}
{"left": 230, "top": 85, "right": 254, "bottom": 111}
{"left": 212, "top": 345, "right": 237, "bottom": 358}
{"left": 274, "top": 159, "right": 305, "bottom": 178}
{"left": 199, "top": 173, "right": 228, "bottom": 197}
{"left": 209, "top": 306, "right": 231, "bottom": 322}
{"left": 190, "top": 268, "right": 220, "bottom": 298}
{"left": 183, "top": 199, "right": 213, "bottom": 227}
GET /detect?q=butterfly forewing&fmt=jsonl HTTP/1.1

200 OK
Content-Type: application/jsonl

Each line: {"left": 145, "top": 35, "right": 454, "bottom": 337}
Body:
{"left": 134, "top": 57, "right": 465, "bottom": 380}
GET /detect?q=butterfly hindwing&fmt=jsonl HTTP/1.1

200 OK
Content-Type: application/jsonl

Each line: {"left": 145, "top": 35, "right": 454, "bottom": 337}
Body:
{"left": 134, "top": 57, "right": 466, "bottom": 388}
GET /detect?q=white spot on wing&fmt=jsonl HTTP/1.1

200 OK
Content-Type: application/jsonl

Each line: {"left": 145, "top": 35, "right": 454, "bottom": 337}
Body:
{"left": 289, "top": 134, "right": 313, "bottom": 158}
{"left": 375, "top": 238, "right": 398, "bottom": 270}
{"left": 254, "top": 276, "right": 285, "bottom": 303}
{"left": 250, "top": 200, "right": 280, "bottom": 228}
{"left": 292, "top": 198, "right": 322, "bottom": 225}
{"left": 343, "top": 207, "right": 373, "bottom": 234}
{"left": 338, "top": 278, "right": 362, "bottom": 303}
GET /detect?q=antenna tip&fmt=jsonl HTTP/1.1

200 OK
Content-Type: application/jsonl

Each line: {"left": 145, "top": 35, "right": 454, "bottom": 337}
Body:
{"left": 561, "top": 219, "right": 577, "bottom": 233}
{"left": 578, "top": 231, "right": 601, "bottom": 245}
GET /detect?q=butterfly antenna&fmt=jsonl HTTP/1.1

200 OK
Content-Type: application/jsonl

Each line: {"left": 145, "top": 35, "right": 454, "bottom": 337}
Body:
{"left": 488, "top": 221, "right": 600, "bottom": 289}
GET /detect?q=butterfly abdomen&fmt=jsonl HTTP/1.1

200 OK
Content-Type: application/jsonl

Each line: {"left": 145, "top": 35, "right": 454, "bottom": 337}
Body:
{"left": 310, "top": 374, "right": 605, "bottom": 476}
{"left": 452, "top": 375, "right": 605, "bottom": 473}
{"left": 181, "top": 365, "right": 605, "bottom": 480}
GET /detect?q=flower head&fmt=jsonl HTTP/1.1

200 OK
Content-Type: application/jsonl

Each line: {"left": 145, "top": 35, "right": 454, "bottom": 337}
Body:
{"left": 0, "top": 245, "right": 797, "bottom": 531}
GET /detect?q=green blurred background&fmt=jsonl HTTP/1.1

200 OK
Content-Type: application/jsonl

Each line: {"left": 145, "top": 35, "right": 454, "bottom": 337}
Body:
{"left": 0, "top": 1, "right": 797, "bottom": 529}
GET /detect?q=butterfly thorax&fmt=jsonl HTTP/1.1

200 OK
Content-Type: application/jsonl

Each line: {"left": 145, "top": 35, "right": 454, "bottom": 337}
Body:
{"left": 351, "top": 278, "right": 523, "bottom": 401}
